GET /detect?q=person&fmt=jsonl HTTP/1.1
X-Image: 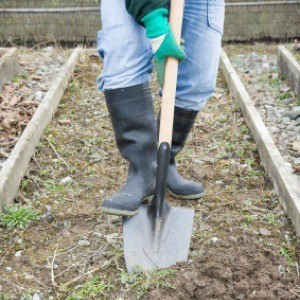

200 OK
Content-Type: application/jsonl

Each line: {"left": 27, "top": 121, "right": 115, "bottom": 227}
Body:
{"left": 97, "top": 0, "right": 225, "bottom": 216}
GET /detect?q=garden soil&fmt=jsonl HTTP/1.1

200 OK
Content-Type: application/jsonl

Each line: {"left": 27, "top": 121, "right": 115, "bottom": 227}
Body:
{"left": 0, "top": 50, "right": 299, "bottom": 299}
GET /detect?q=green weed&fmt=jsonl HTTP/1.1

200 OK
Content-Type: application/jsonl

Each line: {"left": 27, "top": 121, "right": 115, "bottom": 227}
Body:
{"left": 66, "top": 277, "right": 114, "bottom": 299}
{"left": 0, "top": 205, "right": 41, "bottom": 230}
{"left": 121, "top": 267, "right": 177, "bottom": 299}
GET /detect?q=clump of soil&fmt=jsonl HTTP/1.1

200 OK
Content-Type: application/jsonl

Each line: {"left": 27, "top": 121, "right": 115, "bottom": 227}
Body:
{"left": 146, "top": 236, "right": 300, "bottom": 300}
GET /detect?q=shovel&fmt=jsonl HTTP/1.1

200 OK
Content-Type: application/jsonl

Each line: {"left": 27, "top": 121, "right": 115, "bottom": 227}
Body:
{"left": 123, "top": 0, "right": 194, "bottom": 273}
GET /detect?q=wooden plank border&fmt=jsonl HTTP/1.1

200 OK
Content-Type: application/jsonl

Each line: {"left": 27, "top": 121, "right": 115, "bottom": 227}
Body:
{"left": 220, "top": 49, "right": 300, "bottom": 235}
{"left": 0, "top": 47, "right": 83, "bottom": 210}
{"left": 277, "top": 45, "right": 300, "bottom": 99}
{"left": 0, "top": 48, "right": 19, "bottom": 93}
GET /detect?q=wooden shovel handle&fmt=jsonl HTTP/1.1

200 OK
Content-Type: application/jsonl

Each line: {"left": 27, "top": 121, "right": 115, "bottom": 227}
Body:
{"left": 158, "top": 0, "right": 185, "bottom": 145}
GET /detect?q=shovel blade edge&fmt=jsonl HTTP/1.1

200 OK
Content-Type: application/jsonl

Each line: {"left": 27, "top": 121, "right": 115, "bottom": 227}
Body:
{"left": 123, "top": 204, "right": 194, "bottom": 273}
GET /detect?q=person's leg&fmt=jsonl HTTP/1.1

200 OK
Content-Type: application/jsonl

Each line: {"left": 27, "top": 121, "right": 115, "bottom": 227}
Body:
{"left": 163, "top": 0, "right": 225, "bottom": 199}
{"left": 97, "top": 0, "right": 153, "bottom": 91}
{"left": 176, "top": 0, "right": 225, "bottom": 111}
{"left": 97, "top": 0, "right": 157, "bottom": 216}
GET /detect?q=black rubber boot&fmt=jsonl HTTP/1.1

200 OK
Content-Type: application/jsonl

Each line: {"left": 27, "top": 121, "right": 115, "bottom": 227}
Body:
{"left": 157, "top": 106, "right": 205, "bottom": 200}
{"left": 101, "top": 84, "right": 157, "bottom": 216}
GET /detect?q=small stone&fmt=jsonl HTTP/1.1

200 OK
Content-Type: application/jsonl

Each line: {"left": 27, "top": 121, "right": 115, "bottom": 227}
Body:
{"left": 60, "top": 176, "right": 72, "bottom": 184}
{"left": 211, "top": 237, "right": 219, "bottom": 243}
{"left": 5, "top": 267, "right": 12, "bottom": 271}
{"left": 286, "top": 112, "right": 300, "bottom": 120}
{"left": 278, "top": 265, "right": 285, "bottom": 274}
{"left": 25, "top": 274, "right": 33, "bottom": 280}
{"left": 15, "top": 251, "right": 23, "bottom": 257}
{"left": 280, "top": 86, "right": 291, "bottom": 93}
{"left": 286, "top": 125, "right": 295, "bottom": 131}
{"left": 282, "top": 117, "right": 291, "bottom": 126}
{"left": 293, "top": 106, "right": 300, "bottom": 113}
{"left": 33, "top": 294, "right": 41, "bottom": 300}
{"left": 269, "top": 126, "right": 280, "bottom": 134}
{"left": 78, "top": 240, "right": 90, "bottom": 247}
{"left": 35, "top": 91, "right": 44, "bottom": 101}
{"left": 283, "top": 98, "right": 295, "bottom": 104}
{"left": 259, "top": 228, "right": 272, "bottom": 236}
{"left": 228, "top": 236, "right": 238, "bottom": 244}
{"left": 46, "top": 213, "right": 55, "bottom": 223}
{"left": 281, "top": 132, "right": 289, "bottom": 140}
{"left": 53, "top": 264, "right": 59, "bottom": 270}
{"left": 43, "top": 46, "right": 53, "bottom": 54}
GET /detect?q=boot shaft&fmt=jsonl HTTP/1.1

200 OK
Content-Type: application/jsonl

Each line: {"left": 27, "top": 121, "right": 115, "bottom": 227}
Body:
{"left": 104, "top": 83, "right": 157, "bottom": 175}
{"left": 157, "top": 106, "right": 198, "bottom": 163}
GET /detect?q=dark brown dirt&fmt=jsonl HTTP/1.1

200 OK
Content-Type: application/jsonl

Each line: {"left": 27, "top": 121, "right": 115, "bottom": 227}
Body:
{"left": 146, "top": 236, "right": 300, "bottom": 300}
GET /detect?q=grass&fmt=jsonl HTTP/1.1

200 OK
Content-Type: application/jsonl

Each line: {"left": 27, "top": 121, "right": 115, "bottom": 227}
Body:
{"left": 66, "top": 277, "right": 114, "bottom": 299}
{"left": 120, "top": 267, "right": 177, "bottom": 299}
{"left": 0, "top": 205, "right": 41, "bottom": 230}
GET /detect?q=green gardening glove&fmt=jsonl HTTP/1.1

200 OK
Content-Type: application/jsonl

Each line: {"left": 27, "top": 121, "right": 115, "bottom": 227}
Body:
{"left": 141, "top": 8, "right": 186, "bottom": 87}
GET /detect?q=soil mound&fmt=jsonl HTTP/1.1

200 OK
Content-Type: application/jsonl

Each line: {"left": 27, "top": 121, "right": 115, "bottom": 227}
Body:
{"left": 147, "top": 236, "right": 299, "bottom": 300}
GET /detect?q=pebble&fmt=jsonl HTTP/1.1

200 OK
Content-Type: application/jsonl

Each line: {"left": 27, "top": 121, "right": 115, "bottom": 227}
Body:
{"left": 281, "top": 132, "right": 289, "bottom": 140}
{"left": 211, "top": 237, "right": 219, "bottom": 243}
{"left": 60, "top": 176, "right": 72, "bottom": 184}
{"left": 33, "top": 294, "right": 41, "bottom": 300}
{"left": 282, "top": 117, "right": 291, "bottom": 126}
{"left": 269, "top": 126, "right": 280, "bottom": 134}
{"left": 35, "top": 91, "right": 44, "bottom": 101}
{"left": 5, "top": 267, "right": 12, "bottom": 271}
{"left": 15, "top": 251, "right": 23, "bottom": 257}
{"left": 43, "top": 46, "right": 54, "bottom": 54}
{"left": 293, "top": 106, "right": 300, "bottom": 113}
{"left": 286, "top": 111, "right": 300, "bottom": 120}
{"left": 286, "top": 125, "right": 295, "bottom": 131}
{"left": 228, "top": 236, "right": 238, "bottom": 244}
{"left": 78, "top": 240, "right": 90, "bottom": 247}
{"left": 24, "top": 274, "right": 33, "bottom": 280}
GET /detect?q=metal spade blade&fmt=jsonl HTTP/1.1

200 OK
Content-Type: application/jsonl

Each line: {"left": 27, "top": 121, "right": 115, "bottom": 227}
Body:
{"left": 123, "top": 143, "right": 194, "bottom": 273}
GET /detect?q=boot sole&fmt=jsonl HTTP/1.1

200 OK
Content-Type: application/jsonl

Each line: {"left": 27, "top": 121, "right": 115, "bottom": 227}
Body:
{"left": 167, "top": 189, "right": 206, "bottom": 200}
{"left": 100, "top": 195, "right": 154, "bottom": 217}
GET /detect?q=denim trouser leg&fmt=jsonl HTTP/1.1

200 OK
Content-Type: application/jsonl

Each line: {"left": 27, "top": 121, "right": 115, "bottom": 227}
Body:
{"left": 97, "top": 0, "right": 225, "bottom": 111}
{"left": 97, "top": 0, "right": 153, "bottom": 91}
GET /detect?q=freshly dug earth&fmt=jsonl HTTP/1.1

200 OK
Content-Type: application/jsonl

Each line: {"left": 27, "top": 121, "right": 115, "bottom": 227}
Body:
{"left": 0, "top": 52, "right": 299, "bottom": 299}
{"left": 0, "top": 47, "right": 69, "bottom": 166}
{"left": 147, "top": 236, "right": 299, "bottom": 300}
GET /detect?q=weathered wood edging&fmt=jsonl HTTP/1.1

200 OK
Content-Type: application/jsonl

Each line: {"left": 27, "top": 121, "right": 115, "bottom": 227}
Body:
{"left": 0, "top": 47, "right": 83, "bottom": 210}
{"left": 220, "top": 49, "right": 300, "bottom": 235}
{"left": 0, "top": 48, "right": 19, "bottom": 93}
{"left": 278, "top": 45, "right": 300, "bottom": 99}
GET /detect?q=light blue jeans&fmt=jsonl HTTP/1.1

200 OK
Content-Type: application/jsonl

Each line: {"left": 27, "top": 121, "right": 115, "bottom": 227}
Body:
{"left": 97, "top": 0, "right": 225, "bottom": 111}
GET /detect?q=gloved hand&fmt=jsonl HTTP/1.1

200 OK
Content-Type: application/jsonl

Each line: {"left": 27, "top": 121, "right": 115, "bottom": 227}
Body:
{"left": 141, "top": 8, "right": 186, "bottom": 87}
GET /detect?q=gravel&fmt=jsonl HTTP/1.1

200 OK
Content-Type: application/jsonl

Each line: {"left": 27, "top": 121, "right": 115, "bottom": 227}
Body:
{"left": 226, "top": 44, "right": 300, "bottom": 179}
